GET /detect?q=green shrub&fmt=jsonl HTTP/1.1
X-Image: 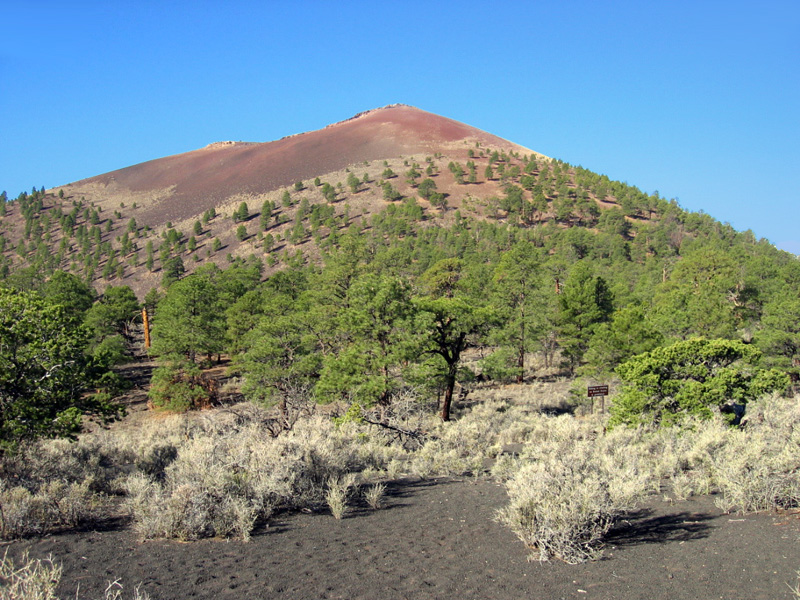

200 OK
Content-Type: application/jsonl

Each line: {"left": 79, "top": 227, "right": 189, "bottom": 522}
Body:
{"left": 147, "top": 363, "right": 216, "bottom": 412}
{"left": 609, "top": 338, "right": 790, "bottom": 428}
{"left": 0, "top": 288, "right": 119, "bottom": 451}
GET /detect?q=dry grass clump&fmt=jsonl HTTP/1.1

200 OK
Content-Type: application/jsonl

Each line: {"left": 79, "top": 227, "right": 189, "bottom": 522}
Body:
{"left": 325, "top": 474, "right": 357, "bottom": 519}
{"left": 484, "top": 394, "right": 797, "bottom": 562}
{"left": 410, "top": 400, "right": 538, "bottom": 477}
{"left": 670, "top": 472, "right": 695, "bottom": 500}
{"left": 493, "top": 394, "right": 800, "bottom": 564}
{"left": 123, "top": 474, "right": 259, "bottom": 542}
{"left": 0, "top": 438, "right": 115, "bottom": 539}
{"left": 4, "top": 379, "right": 797, "bottom": 553}
{"left": 0, "top": 401, "right": 407, "bottom": 541}
{"left": 712, "top": 434, "right": 799, "bottom": 513}
{"left": 475, "top": 378, "right": 573, "bottom": 415}
{"left": 0, "top": 433, "right": 141, "bottom": 503}
{"left": 790, "top": 570, "right": 800, "bottom": 600}
{"left": 0, "top": 550, "right": 150, "bottom": 600}
{"left": 0, "top": 550, "right": 61, "bottom": 600}
{"left": 0, "top": 479, "right": 100, "bottom": 539}
{"left": 363, "top": 482, "right": 387, "bottom": 509}
{"left": 0, "top": 418, "right": 191, "bottom": 539}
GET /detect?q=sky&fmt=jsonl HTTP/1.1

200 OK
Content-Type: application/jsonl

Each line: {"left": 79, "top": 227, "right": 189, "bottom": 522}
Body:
{"left": 2, "top": 1, "right": 799, "bottom": 253}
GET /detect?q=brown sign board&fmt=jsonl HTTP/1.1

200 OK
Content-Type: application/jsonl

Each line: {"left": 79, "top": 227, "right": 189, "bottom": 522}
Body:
{"left": 587, "top": 385, "right": 609, "bottom": 397}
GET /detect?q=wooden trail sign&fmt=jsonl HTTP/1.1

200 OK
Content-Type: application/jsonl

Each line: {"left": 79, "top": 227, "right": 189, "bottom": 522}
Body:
{"left": 587, "top": 385, "right": 609, "bottom": 397}
{"left": 588, "top": 384, "right": 609, "bottom": 413}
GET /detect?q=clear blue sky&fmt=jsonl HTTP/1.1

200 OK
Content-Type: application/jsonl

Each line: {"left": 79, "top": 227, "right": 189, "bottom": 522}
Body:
{"left": 2, "top": 1, "right": 798, "bottom": 252}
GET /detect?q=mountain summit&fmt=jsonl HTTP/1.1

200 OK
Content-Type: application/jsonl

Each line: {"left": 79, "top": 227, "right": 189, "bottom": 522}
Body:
{"left": 68, "top": 105, "right": 536, "bottom": 223}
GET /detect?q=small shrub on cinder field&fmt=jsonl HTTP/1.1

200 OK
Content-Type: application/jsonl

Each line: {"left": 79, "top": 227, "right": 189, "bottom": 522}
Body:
{"left": 492, "top": 394, "right": 800, "bottom": 564}
{"left": 124, "top": 474, "right": 259, "bottom": 542}
{"left": 670, "top": 472, "right": 694, "bottom": 501}
{"left": 364, "top": 482, "right": 386, "bottom": 510}
{"left": 653, "top": 395, "right": 800, "bottom": 514}
{"left": 325, "top": 474, "right": 357, "bottom": 519}
{"left": 5, "top": 372, "right": 797, "bottom": 553}
{"left": 497, "top": 441, "right": 648, "bottom": 564}
{"left": 790, "top": 570, "right": 800, "bottom": 600}
{"left": 409, "top": 400, "right": 538, "bottom": 478}
{"left": 0, "top": 479, "right": 99, "bottom": 539}
{"left": 1, "top": 436, "right": 135, "bottom": 496}
{"left": 710, "top": 426, "right": 800, "bottom": 513}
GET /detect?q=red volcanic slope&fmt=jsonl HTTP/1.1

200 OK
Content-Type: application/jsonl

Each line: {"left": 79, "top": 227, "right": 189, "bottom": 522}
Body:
{"left": 75, "top": 105, "right": 532, "bottom": 214}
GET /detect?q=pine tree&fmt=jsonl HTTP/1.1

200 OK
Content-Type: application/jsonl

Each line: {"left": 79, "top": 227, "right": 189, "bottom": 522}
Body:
{"left": 557, "top": 261, "right": 614, "bottom": 372}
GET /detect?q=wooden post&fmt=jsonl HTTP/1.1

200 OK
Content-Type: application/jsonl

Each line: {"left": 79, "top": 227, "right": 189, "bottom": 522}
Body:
{"left": 142, "top": 306, "right": 151, "bottom": 349}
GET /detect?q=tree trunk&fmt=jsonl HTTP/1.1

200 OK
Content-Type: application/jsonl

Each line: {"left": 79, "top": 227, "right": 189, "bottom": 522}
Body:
{"left": 440, "top": 367, "right": 457, "bottom": 421}
{"left": 279, "top": 397, "right": 288, "bottom": 429}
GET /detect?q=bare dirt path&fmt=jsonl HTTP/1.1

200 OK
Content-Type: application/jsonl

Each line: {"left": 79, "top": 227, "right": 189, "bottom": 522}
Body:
{"left": 6, "top": 478, "right": 799, "bottom": 600}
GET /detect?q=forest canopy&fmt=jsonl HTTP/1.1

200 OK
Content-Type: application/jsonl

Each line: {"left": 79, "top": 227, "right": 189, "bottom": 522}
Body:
{"left": 2, "top": 151, "right": 799, "bottom": 427}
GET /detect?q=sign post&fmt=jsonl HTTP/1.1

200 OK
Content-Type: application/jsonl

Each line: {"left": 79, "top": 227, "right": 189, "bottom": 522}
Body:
{"left": 587, "top": 384, "right": 609, "bottom": 414}
{"left": 142, "top": 307, "right": 151, "bottom": 349}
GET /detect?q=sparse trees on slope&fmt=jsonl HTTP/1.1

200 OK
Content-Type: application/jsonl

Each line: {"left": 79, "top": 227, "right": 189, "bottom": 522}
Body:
{"left": 162, "top": 256, "right": 185, "bottom": 288}
{"left": 417, "top": 178, "right": 437, "bottom": 200}
{"left": 260, "top": 200, "right": 273, "bottom": 230}
{"left": 347, "top": 172, "right": 361, "bottom": 194}
{"left": 321, "top": 183, "right": 337, "bottom": 203}
{"left": 234, "top": 202, "right": 249, "bottom": 222}
{"left": 405, "top": 166, "right": 421, "bottom": 187}
{"left": 382, "top": 182, "right": 402, "bottom": 202}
